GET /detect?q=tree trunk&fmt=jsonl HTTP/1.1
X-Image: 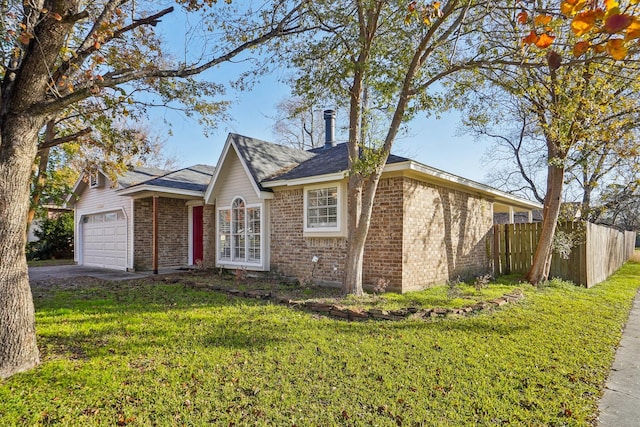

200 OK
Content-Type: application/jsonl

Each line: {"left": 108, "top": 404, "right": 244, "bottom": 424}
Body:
{"left": 343, "top": 176, "right": 366, "bottom": 296}
{"left": 27, "top": 120, "right": 56, "bottom": 229}
{"left": 27, "top": 147, "right": 51, "bottom": 229}
{"left": 343, "top": 169, "right": 384, "bottom": 295}
{"left": 526, "top": 161, "right": 565, "bottom": 284}
{"left": 0, "top": 117, "right": 43, "bottom": 379}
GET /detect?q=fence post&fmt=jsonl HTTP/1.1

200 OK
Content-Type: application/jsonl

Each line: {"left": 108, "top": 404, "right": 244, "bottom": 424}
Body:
{"left": 505, "top": 224, "right": 511, "bottom": 275}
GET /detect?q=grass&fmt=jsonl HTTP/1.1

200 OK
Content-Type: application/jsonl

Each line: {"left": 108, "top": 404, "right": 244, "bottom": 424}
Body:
{"left": 27, "top": 258, "right": 75, "bottom": 267}
{"left": 2, "top": 262, "right": 640, "bottom": 426}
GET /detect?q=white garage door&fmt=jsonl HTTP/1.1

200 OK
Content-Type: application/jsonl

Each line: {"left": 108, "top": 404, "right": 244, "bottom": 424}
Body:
{"left": 82, "top": 211, "right": 127, "bottom": 270}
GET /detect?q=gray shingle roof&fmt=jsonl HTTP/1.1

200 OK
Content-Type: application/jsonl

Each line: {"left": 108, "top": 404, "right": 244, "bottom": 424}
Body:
{"left": 118, "top": 166, "right": 169, "bottom": 188}
{"left": 135, "top": 164, "right": 215, "bottom": 192}
{"left": 230, "top": 134, "right": 315, "bottom": 190}
{"left": 265, "top": 143, "right": 409, "bottom": 182}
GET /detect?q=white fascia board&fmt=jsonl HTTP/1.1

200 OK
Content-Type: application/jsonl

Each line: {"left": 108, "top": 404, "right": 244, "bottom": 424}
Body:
{"left": 395, "top": 161, "right": 542, "bottom": 210}
{"left": 204, "top": 136, "right": 233, "bottom": 202}
{"left": 117, "top": 185, "right": 205, "bottom": 199}
{"left": 65, "top": 174, "right": 86, "bottom": 207}
{"left": 259, "top": 191, "right": 274, "bottom": 199}
{"left": 262, "top": 172, "right": 346, "bottom": 188}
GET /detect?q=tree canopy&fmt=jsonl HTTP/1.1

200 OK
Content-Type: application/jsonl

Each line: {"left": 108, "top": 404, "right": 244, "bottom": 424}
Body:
{"left": 0, "top": 0, "right": 309, "bottom": 379}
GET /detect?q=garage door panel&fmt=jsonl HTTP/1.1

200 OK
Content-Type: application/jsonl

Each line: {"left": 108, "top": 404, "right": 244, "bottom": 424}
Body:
{"left": 82, "top": 211, "right": 127, "bottom": 270}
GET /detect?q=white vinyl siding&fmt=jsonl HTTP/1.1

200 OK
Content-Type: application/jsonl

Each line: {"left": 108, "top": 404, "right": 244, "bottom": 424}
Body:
{"left": 214, "top": 149, "right": 261, "bottom": 206}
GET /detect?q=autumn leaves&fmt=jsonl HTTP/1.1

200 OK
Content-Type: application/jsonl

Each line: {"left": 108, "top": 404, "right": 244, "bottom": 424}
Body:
{"left": 519, "top": 0, "right": 640, "bottom": 60}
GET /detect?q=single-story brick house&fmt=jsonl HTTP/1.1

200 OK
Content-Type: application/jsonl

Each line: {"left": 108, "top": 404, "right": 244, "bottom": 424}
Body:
{"left": 206, "top": 131, "right": 541, "bottom": 292}
{"left": 67, "top": 164, "right": 215, "bottom": 271}
{"left": 68, "top": 114, "right": 541, "bottom": 292}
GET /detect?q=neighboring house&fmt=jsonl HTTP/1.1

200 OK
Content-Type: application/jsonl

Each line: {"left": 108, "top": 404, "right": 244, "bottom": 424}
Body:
{"left": 67, "top": 165, "right": 215, "bottom": 271}
{"left": 67, "top": 113, "right": 542, "bottom": 292}
{"left": 494, "top": 210, "right": 543, "bottom": 225}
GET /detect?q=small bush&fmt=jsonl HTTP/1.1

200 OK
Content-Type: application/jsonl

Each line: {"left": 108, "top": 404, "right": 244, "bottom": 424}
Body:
{"left": 474, "top": 274, "right": 493, "bottom": 292}
{"left": 27, "top": 213, "right": 74, "bottom": 260}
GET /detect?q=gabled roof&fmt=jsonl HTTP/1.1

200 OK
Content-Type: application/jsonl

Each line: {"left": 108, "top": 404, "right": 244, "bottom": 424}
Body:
{"left": 66, "top": 166, "right": 169, "bottom": 206}
{"left": 118, "top": 164, "right": 215, "bottom": 196}
{"left": 205, "top": 133, "right": 316, "bottom": 201}
{"left": 232, "top": 133, "right": 315, "bottom": 191}
{"left": 265, "top": 143, "right": 409, "bottom": 182}
{"left": 117, "top": 167, "right": 170, "bottom": 188}
{"left": 205, "top": 132, "right": 542, "bottom": 212}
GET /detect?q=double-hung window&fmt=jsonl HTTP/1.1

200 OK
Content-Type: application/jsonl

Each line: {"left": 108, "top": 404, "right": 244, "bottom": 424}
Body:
{"left": 304, "top": 184, "right": 343, "bottom": 235}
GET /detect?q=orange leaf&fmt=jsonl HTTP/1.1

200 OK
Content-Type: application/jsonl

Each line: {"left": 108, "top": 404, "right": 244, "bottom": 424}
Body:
{"left": 625, "top": 18, "right": 640, "bottom": 40}
{"left": 517, "top": 11, "right": 528, "bottom": 24}
{"left": 604, "top": 0, "right": 619, "bottom": 11}
{"left": 561, "top": 0, "right": 587, "bottom": 16}
{"left": 572, "top": 11, "right": 598, "bottom": 36}
{"left": 573, "top": 40, "right": 591, "bottom": 57}
{"left": 535, "top": 33, "right": 555, "bottom": 48}
{"left": 408, "top": 1, "right": 416, "bottom": 12}
{"left": 605, "top": 13, "right": 632, "bottom": 33}
{"left": 93, "top": 41, "right": 101, "bottom": 50}
{"left": 51, "top": 12, "right": 62, "bottom": 21}
{"left": 522, "top": 30, "right": 539, "bottom": 45}
{"left": 534, "top": 15, "right": 553, "bottom": 26}
{"left": 606, "top": 38, "right": 627, "bottom": 59}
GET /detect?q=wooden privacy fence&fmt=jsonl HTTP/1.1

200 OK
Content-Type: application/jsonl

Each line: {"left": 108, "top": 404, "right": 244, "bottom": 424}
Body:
{"left": 493, "top": 221, "right": 636, "bottom": 287}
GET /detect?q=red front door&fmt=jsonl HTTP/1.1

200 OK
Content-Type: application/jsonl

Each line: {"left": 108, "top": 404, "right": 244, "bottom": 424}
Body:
{"left": 192, "top": 206, "right": 204, "bottom": 264}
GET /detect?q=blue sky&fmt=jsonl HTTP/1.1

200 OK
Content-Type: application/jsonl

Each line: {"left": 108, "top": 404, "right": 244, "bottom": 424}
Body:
{"left": 152, "top": 5, "right": 492, "bottom": 183}
{"left": 156, "top": 73, "right": 492, "bottom": 183}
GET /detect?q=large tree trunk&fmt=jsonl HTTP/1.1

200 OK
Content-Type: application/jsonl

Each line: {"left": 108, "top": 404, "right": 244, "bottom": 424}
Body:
{"left": 343, "top": 170, "right": 384, "bottom": 295}
{"left": 526, "top": 161, "right": 565, "bottom": 284}
{"left": 344, "top": 176, "right": 366, "bottom": 296}
{"left": 0, "top": 117, "right": 43, "bottom": 379}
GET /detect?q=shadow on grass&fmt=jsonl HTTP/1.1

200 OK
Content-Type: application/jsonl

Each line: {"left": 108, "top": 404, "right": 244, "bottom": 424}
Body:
{"left": 35, "top": 282, "right": 292, "bottom": 360}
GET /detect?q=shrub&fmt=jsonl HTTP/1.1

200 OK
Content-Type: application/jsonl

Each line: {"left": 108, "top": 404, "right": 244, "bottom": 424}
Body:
{"left": 27, "top": 213, "right": 74, "bottom": 260}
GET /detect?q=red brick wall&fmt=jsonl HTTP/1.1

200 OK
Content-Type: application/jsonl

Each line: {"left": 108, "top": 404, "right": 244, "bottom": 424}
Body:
{"left": 133, "top": 197, "right": 189, "bottom": 270}
{"left": 362, "top": 177, "right": 404, "bottom": 292}
{"left": 270, "top": 188, "right": 346, "bottom": 285}
{"left": 402, "top": 178, "right": 493, "bottom": 291}
{"left": 269, "top": 176, "right": 493, "bottom": 292}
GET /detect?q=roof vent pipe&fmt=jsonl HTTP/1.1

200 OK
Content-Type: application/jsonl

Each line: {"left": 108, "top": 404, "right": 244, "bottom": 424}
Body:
{"left": 323, "top": 109, "right": 336, "bottom": 149}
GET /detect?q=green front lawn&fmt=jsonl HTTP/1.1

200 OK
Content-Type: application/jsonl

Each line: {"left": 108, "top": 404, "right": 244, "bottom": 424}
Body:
{"left": 2, "top": 262, "right": 640, "bottom": 426}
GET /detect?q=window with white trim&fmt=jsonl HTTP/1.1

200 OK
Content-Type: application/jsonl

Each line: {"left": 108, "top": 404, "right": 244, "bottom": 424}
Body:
{"left": 306, "top": 186, "right": 339, "bottom": 229}
{"left": 218, "top": 210, "right": 231, "bottom": 260}
{"left": 218, "top": 198, "right": 261, "bottom": 264}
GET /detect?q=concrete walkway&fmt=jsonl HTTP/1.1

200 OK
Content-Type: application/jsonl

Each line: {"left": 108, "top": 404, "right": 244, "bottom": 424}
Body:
{"left": 28, "top": 264, "right": 183, "bottom": 283}
{"left": 598, "top": 290, "right": 640, "bottom": 426}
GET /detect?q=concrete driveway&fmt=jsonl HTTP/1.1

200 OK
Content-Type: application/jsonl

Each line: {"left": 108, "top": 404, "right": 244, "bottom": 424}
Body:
{"left": 28, "top": 264, "right": 159, "bottom": 283}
